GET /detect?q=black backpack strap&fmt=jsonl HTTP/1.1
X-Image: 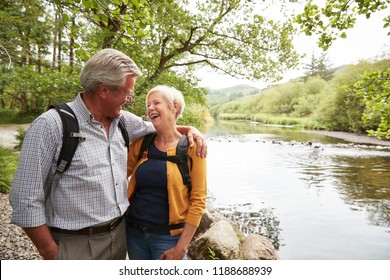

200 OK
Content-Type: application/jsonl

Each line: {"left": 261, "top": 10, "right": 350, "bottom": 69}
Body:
{"left": 176, "top": 135, "right": 192, "bottom": 191}
{"left": 49, "top": 103, "right": 81, "bottom": 173}
{"left": 138, "top": 133, "right": 156, "bottom": 161}
{"left": 140, "top": 133, "right": 192, "bottom": 191}
{"left": 118, "top": 117, "right": 130, "bottom": 151}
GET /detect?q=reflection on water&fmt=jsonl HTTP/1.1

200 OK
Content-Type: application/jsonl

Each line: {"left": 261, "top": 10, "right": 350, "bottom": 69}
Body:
{"left": 331, "top": 156, "right": 390, "bottom": 227}
{"left": 206, "top": 120, "right": 390, "bottom": 259}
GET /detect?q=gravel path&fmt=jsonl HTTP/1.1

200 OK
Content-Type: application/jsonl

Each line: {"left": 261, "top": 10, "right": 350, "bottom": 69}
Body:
{"left": 0, "top": 124, "right": 30, "bottom": 149}
{"left": 0, "top": 193, "right": 42, "bottom": 260}
{"left": 0, "top": 124, "right": 41, "bottom": 259}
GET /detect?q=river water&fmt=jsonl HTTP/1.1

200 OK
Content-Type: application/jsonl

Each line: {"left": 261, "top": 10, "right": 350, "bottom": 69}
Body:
{"left": 205, "top": 121, "right": 390, "bottom": 260}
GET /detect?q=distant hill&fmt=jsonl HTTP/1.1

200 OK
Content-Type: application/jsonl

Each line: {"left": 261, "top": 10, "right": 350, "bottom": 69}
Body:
{"left": 207, "top": 84, "right": 262, "bottom": 106}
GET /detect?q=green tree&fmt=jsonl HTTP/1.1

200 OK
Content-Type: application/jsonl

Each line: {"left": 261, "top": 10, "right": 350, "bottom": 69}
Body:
{"left": 296, "top": 1, "right": 390, "bottom": 137}
{"left": 352, "top": 66, "right": 390, "bottom": 139}
{"left": 52, "top": 0, "right": 152, "bottom": 55}
{"left": 304, "top": 52, "right": 334, "bottom": 81}
{"left": 136, "top": 0, "right": 299, "bottom": 84}
{"left": 1, "top": 0, "right": 301, "bottom": 128}
{"left": 0, "top": 0, "right": 52, "bottom": 68}
{"left": 314, "top": 62, "right": 372, "bottom": 132}
{"left": 295, "top": 0, "right": 390, "bottom": 50}
{"left": 114, "top": 0, "right": 300, "bottom": 117}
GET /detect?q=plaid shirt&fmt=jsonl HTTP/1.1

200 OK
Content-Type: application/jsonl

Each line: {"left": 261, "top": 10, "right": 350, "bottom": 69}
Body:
{"left": 10, "top": 93, "right": 154, "bottom": 230}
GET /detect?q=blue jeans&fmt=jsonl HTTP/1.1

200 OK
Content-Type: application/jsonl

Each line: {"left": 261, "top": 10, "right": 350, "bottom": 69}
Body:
{"left": 126, "top": 223, "right": 183, "bottom": 260}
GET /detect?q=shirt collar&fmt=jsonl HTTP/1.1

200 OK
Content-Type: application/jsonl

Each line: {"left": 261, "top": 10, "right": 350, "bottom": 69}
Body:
{"left": 70, "top": 92, "right": 122, "bottom": 126}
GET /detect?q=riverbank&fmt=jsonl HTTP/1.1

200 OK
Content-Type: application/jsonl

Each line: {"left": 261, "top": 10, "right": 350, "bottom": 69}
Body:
{"left": 305, "top": 130, "right": 390, "bottom": 146}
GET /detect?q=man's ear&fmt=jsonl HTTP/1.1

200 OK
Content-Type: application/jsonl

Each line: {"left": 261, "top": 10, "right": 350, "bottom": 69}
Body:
{"left": 98, "top": 83, "right": 109, "bottom": 99}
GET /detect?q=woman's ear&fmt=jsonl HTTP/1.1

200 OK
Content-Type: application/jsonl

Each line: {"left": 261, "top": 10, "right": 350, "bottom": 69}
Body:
{"left": 173, "top": 100, "right": 180, "bottom": 112}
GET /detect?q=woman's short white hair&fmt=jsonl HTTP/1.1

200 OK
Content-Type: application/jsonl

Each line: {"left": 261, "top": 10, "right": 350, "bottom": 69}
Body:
{"left": 146, "top": 85, "right": 185, "bottom": 120}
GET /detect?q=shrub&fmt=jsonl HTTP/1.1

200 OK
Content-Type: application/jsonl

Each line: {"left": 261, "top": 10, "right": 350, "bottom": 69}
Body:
{"left": 0, "top": 146, "right": 18, "bottom": 194}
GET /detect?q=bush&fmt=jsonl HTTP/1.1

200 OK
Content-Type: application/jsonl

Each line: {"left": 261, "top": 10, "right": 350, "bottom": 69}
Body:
{"left": 14, "top": 127, "right": 26, "bottom": 150}
{"left": 0, "top": 146, "right": 19, "bottom": 194}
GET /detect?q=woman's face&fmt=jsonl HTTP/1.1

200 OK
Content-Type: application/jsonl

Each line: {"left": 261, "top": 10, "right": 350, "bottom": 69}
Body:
{"left": 146, "top": 91, "right": 176, "bottom": 130}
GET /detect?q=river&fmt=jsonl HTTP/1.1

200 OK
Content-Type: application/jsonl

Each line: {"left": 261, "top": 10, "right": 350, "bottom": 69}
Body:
{"left": 205, "top": 120, "right": 390, "bottom": 260}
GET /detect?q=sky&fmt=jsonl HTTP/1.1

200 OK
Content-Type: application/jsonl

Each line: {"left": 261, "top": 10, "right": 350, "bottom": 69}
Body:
{"left": 197, "top": 3, "right": 390, "bottom": 89}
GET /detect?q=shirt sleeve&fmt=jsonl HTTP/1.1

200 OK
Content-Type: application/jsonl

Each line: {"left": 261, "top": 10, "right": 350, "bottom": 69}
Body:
{"left": 9, "top": 111, "right": 61, "bottom": 228}
{"left": 121, "top": 111, "right": 155, "bottom": 142}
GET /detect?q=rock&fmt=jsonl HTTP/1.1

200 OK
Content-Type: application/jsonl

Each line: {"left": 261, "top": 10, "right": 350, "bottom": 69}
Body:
{"left": 241, "top": 234, "right": 278, "bottom": 260}
{"left": 188, "top": 209, "right": 278, "bottom": 260}
{"left": 188, "top": 220, "right": 241, "bottom": 260}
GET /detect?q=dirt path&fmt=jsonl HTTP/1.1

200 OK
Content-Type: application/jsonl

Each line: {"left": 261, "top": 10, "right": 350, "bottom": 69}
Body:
{"left": 0, "top": 124, "right": 30, "bottom": 149}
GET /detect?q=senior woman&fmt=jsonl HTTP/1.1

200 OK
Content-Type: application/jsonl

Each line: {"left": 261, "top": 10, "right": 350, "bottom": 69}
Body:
{"left": 125, "top": 85, "right": 207, "bottom": 260}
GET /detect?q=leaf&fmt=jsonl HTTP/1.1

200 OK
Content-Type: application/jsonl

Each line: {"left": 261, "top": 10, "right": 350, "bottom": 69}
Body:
{"left": 132, "top": 0, "right": 141, "bottom": 10}
{"left": 82, "top": 0, "right": 92, "bottom": 9}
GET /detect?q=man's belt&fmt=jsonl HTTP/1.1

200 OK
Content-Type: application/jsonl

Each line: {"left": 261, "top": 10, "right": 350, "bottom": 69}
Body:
{"left": 50, "top": 215, "right": 123, "bottom": 235}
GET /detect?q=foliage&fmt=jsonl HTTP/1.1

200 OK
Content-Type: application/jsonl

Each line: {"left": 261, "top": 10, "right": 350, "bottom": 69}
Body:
{"left": 208, "top": 85, "right": 261, "bottom": 106}
{"left": 14, "top": 127, "right": 26, "bottom": 150}
{"left": 52, "top": 0, "right": 152, "bottom": 52}
{"left": 1, "top": 0, "right": 302, "bottom": 127}
{"left": 304, "top": 52, "right": 335, "bottom": 81}
{"left": 125, "top": 0, "right": 299, "bottom": 84}
{"left": 0, "top": 0, "right": 52, "bottom": 67}
{"left": 207, "top": 247, "right": 220, "bottom": 260}
{"left": 313, "top": 62, "right": 371, "bottom": 132}
{"left": 0, "top": 146, "right": 19, "bottom": 194}
{"left": 211, "top": 75, "right": 326, "bottom": 120}
{"left": 0, "top": 65, "right": 81, "bottom": 115}
{"left": 293, "top": 0, "right": 390, "bottom": 136}
{"left": 211, "top": 59, "right": 390, "bottom": 135}
{"left": 351, "top": 67, "right": 390, "bottom": 139}
{"left": 295, "top": 0, "right": 390, "bottom": 50}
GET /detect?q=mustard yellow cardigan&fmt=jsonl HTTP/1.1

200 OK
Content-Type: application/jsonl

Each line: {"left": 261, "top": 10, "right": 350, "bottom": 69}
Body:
{"left": 127, "top": 136, "right": 207, "bottom": 235}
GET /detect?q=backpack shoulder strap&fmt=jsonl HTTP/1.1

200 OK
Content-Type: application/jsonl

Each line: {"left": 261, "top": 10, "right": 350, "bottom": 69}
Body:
{"left": 118, "top": 117, "right": 130, "bottom": 151}
{"left": 176, "top": 135, "right": 192, "bottom": 191}
{"left": 138, "top": 133, "right": 192, "bottom": 191}
{"left": 138, "top": 132, "right": 156, "bottom": 161}
{"left": 49, "top": 103, "right": 80, "bottom": 173}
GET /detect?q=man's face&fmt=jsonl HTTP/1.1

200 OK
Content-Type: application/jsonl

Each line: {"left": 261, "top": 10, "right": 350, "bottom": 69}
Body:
{"left": 105, "top": 75, "right": 136, "bottom": 118}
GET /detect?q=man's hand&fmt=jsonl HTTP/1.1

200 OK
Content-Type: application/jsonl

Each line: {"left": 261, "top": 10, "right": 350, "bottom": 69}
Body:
{"left": 178, "top": 126, "right": 207, "bottom": 157}
{"left": 24, "top": 225, "right": 58, "bottom": 260}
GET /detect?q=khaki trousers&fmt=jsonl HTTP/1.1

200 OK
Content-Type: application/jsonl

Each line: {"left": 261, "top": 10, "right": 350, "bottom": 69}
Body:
{"left": 52, "top": 219, "right": 127, "bottom": 260}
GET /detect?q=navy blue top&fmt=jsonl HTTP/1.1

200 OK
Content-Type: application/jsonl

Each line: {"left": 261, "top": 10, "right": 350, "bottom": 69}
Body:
{"left": 129, "top": 143, "right": 169, "bottom": 226}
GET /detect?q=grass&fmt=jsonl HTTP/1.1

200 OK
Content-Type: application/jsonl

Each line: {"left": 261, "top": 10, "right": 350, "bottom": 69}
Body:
{"left": 0, "top": 109, "right": 37, "bottom": 125}
{"left": 0, "top": 146, "right": 19, "bottom": 194}
{"left": 218, "top": 113, "right": 324, "bottom": 130}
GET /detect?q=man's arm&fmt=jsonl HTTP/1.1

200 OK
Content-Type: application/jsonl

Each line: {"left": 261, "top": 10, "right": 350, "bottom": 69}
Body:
{"left": 177, "top": 125, "right": 207, "bottom": 158}
{"left": 24, "top": 225, "right": 58, "bottom": 260}
{"left": 122, "top": 112, "right": 207, "bottom": 157}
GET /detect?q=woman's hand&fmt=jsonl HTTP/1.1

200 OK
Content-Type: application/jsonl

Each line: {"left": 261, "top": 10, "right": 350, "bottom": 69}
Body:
{"left": 158, "top": 245, "right": 186, "bottom": 260}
